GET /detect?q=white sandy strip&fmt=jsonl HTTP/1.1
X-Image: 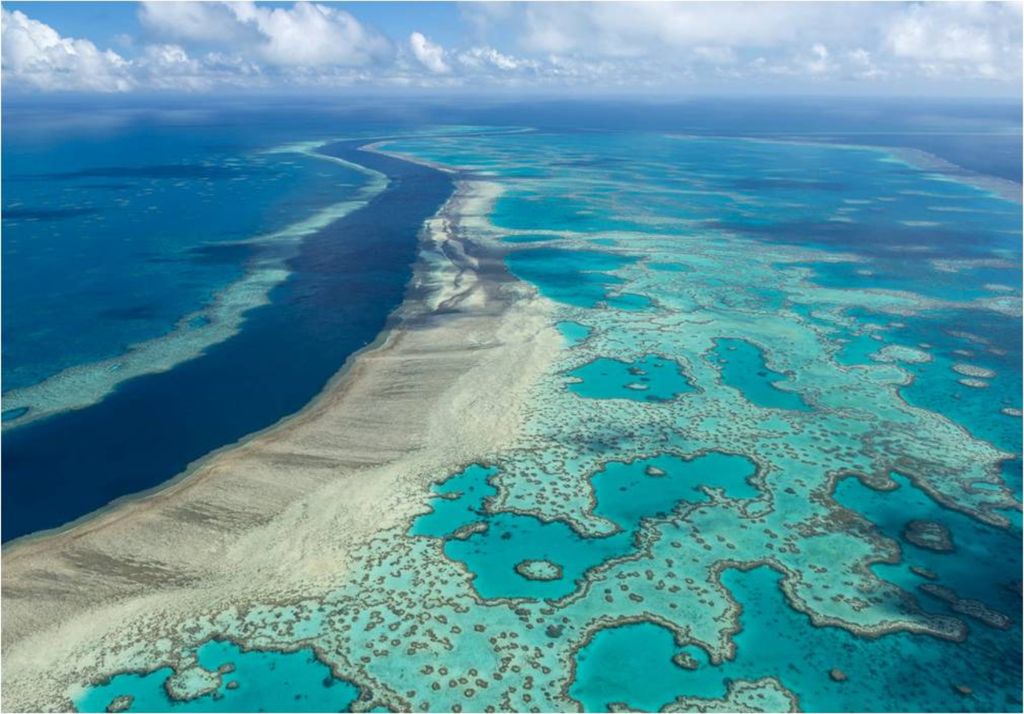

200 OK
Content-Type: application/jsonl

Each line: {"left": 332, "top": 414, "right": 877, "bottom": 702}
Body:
{"left": 1, "top": 164, "right": 561, "bottom": 710}
{"left": 2, "top": 144, "right": 387, "bottom": 430}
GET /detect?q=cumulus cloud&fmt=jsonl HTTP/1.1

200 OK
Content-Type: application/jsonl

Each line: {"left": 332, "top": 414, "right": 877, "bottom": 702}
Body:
{"left": 457, "top": 46, "right": 533, "bottom": 73}
{"left": 2, "top": 8, "right": 132, "bottom": 91}
{"left": 139, "top": 1, "right": 393, "bottom": 66}
{"left": 806, "top": 43, "right": 832, "bottom": 75}
{"left": 138, "top": 2, "right": 254, "bottom": 45}
{"left": 466, "top": 1, "right": 1022, "bottom": 84}
{"left": 409, "top": 32, "right": 450, "bottom": 74}
{"left": 844, "top": 48, "right": 887, "bottom": 80}
{"left": 237, "top": 2, "right": 392, "bottom": 66}
{"left": 509, "top": 3, "right": 847, "bottom": 56}
{"left": 885, "top": 1, "right": 1021, "bottom": 77}
{"left": 1, "top": 9, "right": 263, "bottom": 93}
{"left": 2, "top": 1, "right": 1021, "bottom": 94}
{"left": 134, "top": 43, "right": 206, "bottom": 89}
{"left": 133, "top": 43, "right": 264, "bottom": 91}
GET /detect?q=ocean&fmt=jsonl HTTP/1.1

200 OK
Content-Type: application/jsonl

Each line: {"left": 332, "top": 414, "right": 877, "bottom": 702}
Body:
{"left": 3, "top": 97, "right": 1021, "bottom": 712}
{"left": 2, "top": 108, "right": 453, "bottom": 540}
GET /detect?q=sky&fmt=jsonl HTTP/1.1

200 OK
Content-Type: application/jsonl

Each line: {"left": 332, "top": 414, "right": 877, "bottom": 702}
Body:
{"left": 1, "top": 1, "right": 1022, "bottom": 97}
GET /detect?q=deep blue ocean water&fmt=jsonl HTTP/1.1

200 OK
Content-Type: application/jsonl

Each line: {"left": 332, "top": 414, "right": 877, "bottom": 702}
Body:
{"left": 2, "top": 127, "right": 453, "bottom": 541}
{"left": 2, "top": 124, "right": 367, "bottom": 393}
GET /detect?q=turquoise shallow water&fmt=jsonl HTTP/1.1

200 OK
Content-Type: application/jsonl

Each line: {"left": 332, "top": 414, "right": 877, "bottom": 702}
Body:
{"left": 590, "top": 452, "right": 760, "bottom": 526}
{"left": 711, "top": 338, "right": 812, "bottom": 411}
{"left": 412, "top": 463, "right": 631, "bottom": 600}
{"left": 556, "top": 320, "right": 592, "bottom": 347}
{"left": 381, "top": 128, "right": 1022, "bottom": 710}
{"left": 567, "top": 354, "right": 694, "bottom": 402}
{"left": 78, "top": 640, "right": 359, "bottom": 713}
{"left": 570, "top": 460, "right": 1022, "bottom": 713}
{"left": 571, "top": 566, "right": 1022, "bottom": 713}
{"left": 72, "top": 121, "right": 1021, "bottom": 712}
{"left": 835, "top": 472, "right": 1022, "bottom": 617}
{"left": 410, "top": 453, "right": 758, "bottom": 601}
{"left": 503, "top": 233, "right": 560, "bottom": 244}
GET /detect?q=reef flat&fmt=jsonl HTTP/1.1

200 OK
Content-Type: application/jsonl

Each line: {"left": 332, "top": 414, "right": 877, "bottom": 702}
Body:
{"left": 3, "top": 130, "right": 1021, "bottom": 712}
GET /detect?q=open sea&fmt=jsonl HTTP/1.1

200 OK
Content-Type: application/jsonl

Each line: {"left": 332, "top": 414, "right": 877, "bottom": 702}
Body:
{"left": 2, "top": 107, "right": 455, "bottom": 541}
{"left": 2, "top": 97, "right": 1021, "bottom": 712}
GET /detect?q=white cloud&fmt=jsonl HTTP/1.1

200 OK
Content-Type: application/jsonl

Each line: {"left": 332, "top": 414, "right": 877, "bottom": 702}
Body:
{"left": 237, "top": 2, "right": 392, "bottom": 66}
{"left": 3, "top": 2, "right": 1021, "bottom": 94}
{"left": 846, "top": 48, "right": 886, "bottom": 81}
{"left": 885, "top": 2, "right": 1020, "bottom": 78}
{"left": 467, "top": 1, "right": 1021, "bottom": 85}
{"left": 409, "top": 32, "right": 450, "bottom": 74}
{"left": 138, "top": 2, "right": 254, "bottom": 45}
{"left": 133, "top": 44, "right": 247, "bottom": 91}
{"left": 2, "top": 8, "right": 133, "bottom": 91}
{"left": 692, "top": 46, "right": 738, "bottom": 65}
{"left": 139, "top": 1, "right": 393, "bottom": 67}
{"left": 515, "top": 3, "right": 848, "bottom": 57}
{"left": 458, "top": 46, "right": 533, "bottom": 73}
{"left": 807, "top": 43, "right": 832, "bottom": 75}
{"left": 1, "top": 9, "right": 260, "bottom": 93}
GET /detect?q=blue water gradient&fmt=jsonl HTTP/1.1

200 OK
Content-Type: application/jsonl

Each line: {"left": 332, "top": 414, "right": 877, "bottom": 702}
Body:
{"left": 7, "top": 98, "right": 1022, "bottom": 712}
{"left": 2, "top": 141, "right": 452, "bottom": 541}
{"left": 2, "top": 123, "right": 367, "bottom": 394}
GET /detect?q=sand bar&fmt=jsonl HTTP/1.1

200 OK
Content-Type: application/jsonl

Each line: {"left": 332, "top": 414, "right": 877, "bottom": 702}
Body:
{"left": 1, "top": 153, "right": 559, "bottom": 710}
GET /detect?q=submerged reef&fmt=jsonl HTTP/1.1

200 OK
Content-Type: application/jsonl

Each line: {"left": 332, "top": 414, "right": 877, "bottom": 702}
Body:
{"left": 5, "top": 130, "right": 1021, "bottom": 713}
{"left": 902, "top": 519, "right": 954, "bottom": 552}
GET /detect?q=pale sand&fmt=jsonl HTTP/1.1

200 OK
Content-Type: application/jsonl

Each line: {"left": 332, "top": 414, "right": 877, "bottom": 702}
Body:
{"left": 1, "top": 167, "right": 561, "bottom": 710}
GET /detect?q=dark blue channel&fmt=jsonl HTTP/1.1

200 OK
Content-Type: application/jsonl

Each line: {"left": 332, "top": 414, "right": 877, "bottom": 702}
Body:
{"left": 1, "top": 142, "right": 453, "bottom": 542}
